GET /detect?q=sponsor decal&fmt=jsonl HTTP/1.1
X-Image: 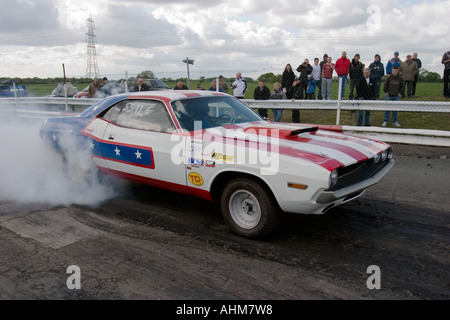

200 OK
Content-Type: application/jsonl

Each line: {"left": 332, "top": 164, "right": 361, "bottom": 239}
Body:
{"left": 188, "top": 172, "right": 204, "bottom": 186}
{"left": 211, "top": 152, "right": 234, "bottom": 162}
{"left": 205, "top": 160, "right": 215, "bottom": 167}
{"left": 188, "top": 158, "right": 204, "bottom": 166}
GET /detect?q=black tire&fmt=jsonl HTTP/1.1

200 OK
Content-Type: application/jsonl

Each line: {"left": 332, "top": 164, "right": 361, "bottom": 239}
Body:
{"left": 220, "top": 177, "right": 281, "bottom": 239}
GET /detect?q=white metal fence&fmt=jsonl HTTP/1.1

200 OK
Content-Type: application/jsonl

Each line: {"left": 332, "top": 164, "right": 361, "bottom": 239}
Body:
{"left": 1, "top": 87, "right": 450, "bottom": 148}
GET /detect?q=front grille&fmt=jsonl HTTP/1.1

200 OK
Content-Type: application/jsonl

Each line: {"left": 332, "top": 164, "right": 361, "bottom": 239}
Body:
{"left": 329, "top": 158, "right": 390, "bottom": 191}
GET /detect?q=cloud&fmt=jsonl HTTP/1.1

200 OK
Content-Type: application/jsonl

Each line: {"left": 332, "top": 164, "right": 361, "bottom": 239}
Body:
{"left": 0, "top": 0, "right": 448, "bottom": 78}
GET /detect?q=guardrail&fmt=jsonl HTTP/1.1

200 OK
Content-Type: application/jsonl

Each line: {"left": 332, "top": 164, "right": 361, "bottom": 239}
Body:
{"left": 1, "top": 95, "right": 450, "bottom": 148}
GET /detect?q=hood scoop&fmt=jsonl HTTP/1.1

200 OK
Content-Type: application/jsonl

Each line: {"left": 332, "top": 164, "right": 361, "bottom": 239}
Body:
{"left": 243, "top": 125, "right": 318, "bottom": 139}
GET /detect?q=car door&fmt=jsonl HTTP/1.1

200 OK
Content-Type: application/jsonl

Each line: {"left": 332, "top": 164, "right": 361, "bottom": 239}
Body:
{"left": 96, "top": 98, "right": 188, "bottom": 192}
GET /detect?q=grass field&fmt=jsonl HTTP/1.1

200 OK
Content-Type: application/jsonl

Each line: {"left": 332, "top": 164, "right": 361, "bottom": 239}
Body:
{"left": 25, "top": 81, "right": 450, "bottom": 131}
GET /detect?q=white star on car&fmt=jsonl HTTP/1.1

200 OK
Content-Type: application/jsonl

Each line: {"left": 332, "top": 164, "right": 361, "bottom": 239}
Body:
{"left": 135, "top": 150, "right": 142, "bottom": 159}
{"left": 89, "top": 141, "right": 95, "bottom": 150}
{"left": 114, "top": 146, "right": 121, "bottom": 156}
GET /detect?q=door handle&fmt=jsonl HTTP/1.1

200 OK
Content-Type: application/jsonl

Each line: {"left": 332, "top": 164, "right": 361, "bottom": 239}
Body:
{"left": 108, "top": 134, "right": 115, "bottom": 140}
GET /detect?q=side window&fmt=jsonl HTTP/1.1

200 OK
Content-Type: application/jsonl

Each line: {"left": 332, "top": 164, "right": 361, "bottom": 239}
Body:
{"left": 101, "top": 99, "right": 175, "bottom": 133}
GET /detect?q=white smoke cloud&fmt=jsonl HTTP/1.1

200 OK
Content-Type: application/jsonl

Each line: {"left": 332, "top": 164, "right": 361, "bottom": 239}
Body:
{"left": 0, "top": 116, "right": 126, "bottom": 206}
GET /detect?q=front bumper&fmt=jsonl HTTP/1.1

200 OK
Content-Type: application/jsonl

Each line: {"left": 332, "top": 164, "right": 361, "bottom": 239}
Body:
{"left": 316, "top": 158, "right": 395, "bottom": 205}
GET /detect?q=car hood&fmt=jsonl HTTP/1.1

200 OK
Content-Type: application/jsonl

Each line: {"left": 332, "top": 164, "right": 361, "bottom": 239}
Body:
{"left": 197, "top": 122, "right": 390, "bottom": 171}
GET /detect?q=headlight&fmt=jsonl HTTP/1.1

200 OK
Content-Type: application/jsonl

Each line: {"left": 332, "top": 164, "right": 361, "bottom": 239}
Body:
{"left": 329, "top": 169, "right": 338, "bottom": 189}
{"left": 373, "top": 153, "right": 381, "bottom": 163}
{"left": 388, "top": 148, "right": 393, "bottom": 159}
{"left": 381, "top": 149, "right": 388, "bottom": 161}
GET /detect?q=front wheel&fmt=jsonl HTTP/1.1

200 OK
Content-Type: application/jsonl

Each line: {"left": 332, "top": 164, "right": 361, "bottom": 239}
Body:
{"left": 220, "top": 177, "right": 280, "bottom": 239}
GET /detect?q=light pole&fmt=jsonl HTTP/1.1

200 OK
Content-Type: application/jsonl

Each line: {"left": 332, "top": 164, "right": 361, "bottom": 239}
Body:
{"left": 182, "top": 57, "right": 194, "bottom": 89}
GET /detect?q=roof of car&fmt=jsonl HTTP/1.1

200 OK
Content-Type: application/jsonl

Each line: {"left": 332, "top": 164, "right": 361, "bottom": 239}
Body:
{"left": 125, "top": 90, "right": 228, "bottom": 100}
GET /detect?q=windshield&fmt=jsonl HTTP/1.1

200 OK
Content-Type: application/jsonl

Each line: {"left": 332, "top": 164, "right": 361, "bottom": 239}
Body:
{"left": 171, "top": 96, "right": 262, "bottom": 131}
{"left": 150, "top": 79, "right": 169, "bottom": 89}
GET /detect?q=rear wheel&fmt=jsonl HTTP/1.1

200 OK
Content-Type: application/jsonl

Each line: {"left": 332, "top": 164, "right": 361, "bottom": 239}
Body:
{"left": 220, "top": 177, "right": 280, "bottom": 239}
{"left": 61, "top": 152, "right": 101, "bottom": 185}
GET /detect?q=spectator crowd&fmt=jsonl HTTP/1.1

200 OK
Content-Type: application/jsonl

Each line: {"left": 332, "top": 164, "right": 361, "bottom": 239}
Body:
{"left": 229, "top": 49, "right": 449, "bottom": 127}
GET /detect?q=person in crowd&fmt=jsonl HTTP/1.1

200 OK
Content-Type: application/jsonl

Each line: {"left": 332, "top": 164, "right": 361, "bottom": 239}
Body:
{"left": 281, "top": 64, "right": 296, "bottom": 97}
{"left": 53, "top": 81, "right": 66, "bottom": 111}
{"left": 356, "top": 68, "right": 376, "bottom": 126}
{"left": 197, "top": 83, "right": 205, "bottom": 90}
{"left": 289, "top": 77, "right": 304, "bottom": 122}
{"left": 306, "top": 74, "right": 316, "bottom": 99}
{"left": 209, "top": 80, "right": 223, "bottom": 92}
{"left": 173, "top": 80, "right": 188, "bottom": 90}
{"left": 270, "top": 82, "right": 287, "bottom": 122}
{"left": 218, "top": 75, "right": 229, "bottom": 93}
{"left": 65, "top": 80, "right": 76, "bottom": 111}
{"left": 411, "top": 52, "right": 422, "bottom": 97}
{"left": 399, "top": 54, "right": 419, "bottom": 98}
{"left": 441, "top": 49, "right": 450, "bottom": 98}
{"left": 321, "top": 56, "right": 335, "bottom": 100}
{"left": 53, "top": 82, "right": 65, "bottom": 97}
{"left": 296, "top": 58, "right": 313, "bottom": 99}
{"left": 348, "top": 53, "right": 365, "bottom": 100}
{"left": 319, "top": 54, "right": 328, "bottom": 74}
{"left": 335, "top": 51, "right": 351, "bottom": 99}
{"left": 386, "top": 51, "right": 402, "bottom": 75}
{"left": 88, "top": 77, "right": 101, "bottom": 98}
{"left": 231, "top": 72, "right": 247, "bottom": 99}
{"left": 134, "top": 78, "right": 151, "bottom": 92}
{"left": 311, "top": 58, "right": 322, "bottom": 99}
{"left": 382, "top": 65, "right": 404, "bottom": 127}
{"left": 369, "top": 54, "right": 385, "bottom": 99}
{"left": 253, "top": 80, "right": 271, "bottom": 118}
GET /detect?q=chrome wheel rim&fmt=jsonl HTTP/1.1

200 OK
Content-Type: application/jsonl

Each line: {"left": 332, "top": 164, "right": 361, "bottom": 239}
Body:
{"left": 228, "top": 189, "right": 261, "bottom": 229}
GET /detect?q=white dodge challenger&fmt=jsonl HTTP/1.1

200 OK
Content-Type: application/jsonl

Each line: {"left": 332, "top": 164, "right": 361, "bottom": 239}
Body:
{"left": 40, "top": 90, "right": 394, "bottom": 239}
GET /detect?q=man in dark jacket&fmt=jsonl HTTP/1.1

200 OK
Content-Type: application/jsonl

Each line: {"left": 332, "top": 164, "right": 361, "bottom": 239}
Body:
{"left": 356, "top": 68, "right": 376, "bottom": 126}
{"left": 296, "top": 59, "right": 313, "bottom": 100}
{"left": 382, "top": 66, "right": 405, "bottom": 127}
{"left": 253, "top": 80, "right": 271, "bottom": 118}
{"left": 134, "top": 78, "right": 151, "bottom": 92}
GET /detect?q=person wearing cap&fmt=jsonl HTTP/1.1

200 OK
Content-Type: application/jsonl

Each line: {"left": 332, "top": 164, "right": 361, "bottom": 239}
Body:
{"left": 382, "top": 65, "right": 404, "bottom": 127}
{"left": 399, "top": 54, "right": 419, "bottom": 98}
{"left": 218, "top": 75, "right": 229, "bottom": 93}
{"left": 196, "top": 83, "right": 205, "bottom": 90}
{"left": 386, "top": 51, "right": 402, "bottom": 75}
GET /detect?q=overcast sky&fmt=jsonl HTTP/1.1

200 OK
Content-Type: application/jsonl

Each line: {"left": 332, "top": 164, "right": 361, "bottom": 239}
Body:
{"left": 0, "top": 0, "right": 449, "bottom": 79}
